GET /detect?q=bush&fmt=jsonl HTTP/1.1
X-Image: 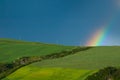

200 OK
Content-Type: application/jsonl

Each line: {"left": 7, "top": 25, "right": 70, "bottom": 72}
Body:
{"left": 85, "top": 67, "right": 120, "bottom": 80}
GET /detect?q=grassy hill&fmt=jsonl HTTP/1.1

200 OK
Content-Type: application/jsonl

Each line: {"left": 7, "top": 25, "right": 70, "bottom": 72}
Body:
{"left": 0, "top": 38, "right": 74, "bottom": 63}
{"left": 30, "top": 46, "right": 120, "bottom": 69}
{"left": 3, "top": 46, "right": 120, "bottom": 80}
{"left": 3, "top": 66, "right": 96, "bottom": 80}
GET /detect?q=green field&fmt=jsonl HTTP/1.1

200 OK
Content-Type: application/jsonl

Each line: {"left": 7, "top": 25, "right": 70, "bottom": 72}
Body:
{"left": 2, "top": 66, "right": 96, "bottom": 80}
{"left": 31, "top": 46, "right": 120, "bottom": 69}
{"left": 1, "top": 39, "right": 120, "bottom": 80}
{"left": 0, "top": 38, "right": 74, "bottom": 63}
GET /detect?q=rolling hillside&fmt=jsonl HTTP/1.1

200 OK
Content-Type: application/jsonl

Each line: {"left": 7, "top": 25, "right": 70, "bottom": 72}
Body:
{"left": 2, "top": 67, "right": 96, "bottom": 80}
{"left": 30, "top": 46, "right": 120, "bottom": 69}
{"left": 3, "top": 45, "right": 120, "bottom": 80}
{"left": 0, "top": 38, "right": 74, "bottom": 63}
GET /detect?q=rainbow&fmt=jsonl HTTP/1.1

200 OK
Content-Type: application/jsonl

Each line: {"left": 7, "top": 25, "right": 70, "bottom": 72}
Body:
{"left": 85, "top": 27, "right": 107, "bottom": 46}
{"left": 85, "top": 4, "right": 120, "bottom": 46}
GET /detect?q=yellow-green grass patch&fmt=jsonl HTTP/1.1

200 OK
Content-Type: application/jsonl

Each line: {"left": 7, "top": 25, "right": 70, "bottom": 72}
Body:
{"left": 3, "top": 66, "right": 96, "bottom": 80}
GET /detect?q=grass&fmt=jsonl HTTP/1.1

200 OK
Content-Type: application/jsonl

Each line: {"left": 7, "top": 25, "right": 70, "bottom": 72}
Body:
{"left": 1, "top": 38, "right": 120, "bottom": 80}
{"left": 3, "top": 46, "right": 120, "bottom": 80}
{"left": 30, "top": 46, "right": 120, "bottom": 69}
{"left": 0, "top": 38, "right": 74, "bottom": 63}
{"left": 3, "top": 66, "right": 96, "bottom": 80}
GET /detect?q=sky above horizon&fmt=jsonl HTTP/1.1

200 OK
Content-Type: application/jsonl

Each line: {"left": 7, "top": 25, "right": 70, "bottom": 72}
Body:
{"left": 0, "top": 0, "right": 120, "bottom": 46}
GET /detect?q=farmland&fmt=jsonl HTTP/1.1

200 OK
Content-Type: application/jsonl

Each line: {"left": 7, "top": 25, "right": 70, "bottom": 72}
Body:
{"left": 1, "top": 39, "right": 120, "bottom": 80}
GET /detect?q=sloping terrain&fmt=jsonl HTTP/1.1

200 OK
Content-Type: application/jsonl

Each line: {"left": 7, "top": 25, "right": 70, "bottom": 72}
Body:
{"left": 3, "top": 46, "right": 120, "bottom": 80}
{"left": 0, "top": 38, "right": 74, "bottom": 63}
{"left": 2, "top": 66, "right": 96, "bottom": 80}
{"left": 30, "top": 46, "right": 120, "bottom": 69}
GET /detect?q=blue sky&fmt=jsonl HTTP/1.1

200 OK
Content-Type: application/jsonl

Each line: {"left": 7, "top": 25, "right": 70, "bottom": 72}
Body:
{"left": 0, "top": 0, "right": 120, "bottom": 45}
